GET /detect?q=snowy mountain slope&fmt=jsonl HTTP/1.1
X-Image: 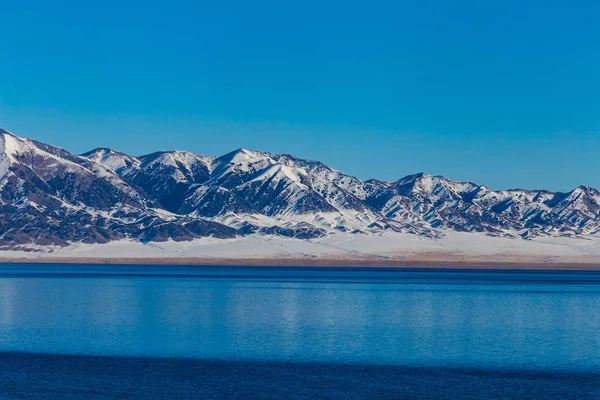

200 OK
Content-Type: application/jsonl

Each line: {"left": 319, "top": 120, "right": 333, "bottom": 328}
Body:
{"left": 82, "top": 148, "right": 215, "bottom": 212}
{"left": 366, "top": 173, "right": 600, "bottom": 238}
{"left": 90, "top": 147, "right": 389, "bottom": 237}
{"left": 87, "top": 143, "right": 600, "bottom": 240}
{"left": 0, "top": 128, "right": 598, "bottom": 250}
{"left": 0, "top": 129, "right": 237, "bottom": 249}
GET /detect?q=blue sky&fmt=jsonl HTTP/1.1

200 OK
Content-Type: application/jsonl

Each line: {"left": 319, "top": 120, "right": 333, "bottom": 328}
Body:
{"left": 1, "top": 0, "right": 599, "bottom": 191}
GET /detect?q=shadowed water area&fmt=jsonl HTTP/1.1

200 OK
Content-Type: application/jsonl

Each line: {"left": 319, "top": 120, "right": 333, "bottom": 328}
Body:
{"left": 0, "top": 264, "right": 599, "bottom": 399}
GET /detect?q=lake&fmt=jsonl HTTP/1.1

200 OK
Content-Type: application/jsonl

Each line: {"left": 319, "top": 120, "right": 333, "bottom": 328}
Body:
{"left": 1, "top": 264, "right": 599, "bottom": 398}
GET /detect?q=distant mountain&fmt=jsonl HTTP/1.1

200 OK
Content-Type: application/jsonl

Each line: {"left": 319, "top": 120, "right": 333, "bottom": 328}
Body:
{"left": 0, "top": 128, "right": 598, "bottom": 250}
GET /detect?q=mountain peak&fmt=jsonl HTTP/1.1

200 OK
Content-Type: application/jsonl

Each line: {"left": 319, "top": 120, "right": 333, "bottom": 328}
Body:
{"left": 0, "top": 128, "right": 16, "bottom": 136}
{"left": 397, "top": 172, "right": 433, "bottom": 183}
{"left": 0, "top": 129, "right": 31, "bottom": 158}
{"left": 81, "top": 147, "right": 139, "bottom": 172}
{"left": 81, "top": 147, "right": 130, "bottom": 158}
{"left": 0, "top": 127, "right": 599, "bottom": 249}
{"left": 215, "top": 148, "right": 265, "bottom": 165}
{"left": 232, "top": 148, "right": 259, "bottom": 158}
{"left": 575, "top": 184, "right": 597, "bottom": 192}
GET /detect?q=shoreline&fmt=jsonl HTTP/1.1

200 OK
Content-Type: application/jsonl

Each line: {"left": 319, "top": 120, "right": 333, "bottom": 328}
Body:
{"left": 2, "top": 231, "right": 599, "bottom": 270}
{"left": 1, "top": 256, "right": 600, "bottom": 270}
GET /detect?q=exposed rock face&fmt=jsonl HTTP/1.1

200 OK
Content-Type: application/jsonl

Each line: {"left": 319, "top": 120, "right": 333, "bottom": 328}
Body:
{"left": 0, "top": 128, "right": 598, "bottom": 249}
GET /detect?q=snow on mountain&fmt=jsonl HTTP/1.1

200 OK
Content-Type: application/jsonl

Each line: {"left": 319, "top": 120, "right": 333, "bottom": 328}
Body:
{"left": 82, "top": 147, "right": 140, "bottom": 174}
{"left": 0, "top": 128, "right": 598, "bottom": 250}
{"left": 0, "top": 130, "right": 237, "bottom": 249}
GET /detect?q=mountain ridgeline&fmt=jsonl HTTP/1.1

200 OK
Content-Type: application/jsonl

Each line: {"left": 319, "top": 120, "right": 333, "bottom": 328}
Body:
{"left": 0, "top": 129, "right": 598, "bottom": 249}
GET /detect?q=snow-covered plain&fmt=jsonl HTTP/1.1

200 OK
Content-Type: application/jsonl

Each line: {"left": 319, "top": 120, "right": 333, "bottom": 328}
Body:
{"left": 3, "top": 232, "right": 600, "bottom": 265}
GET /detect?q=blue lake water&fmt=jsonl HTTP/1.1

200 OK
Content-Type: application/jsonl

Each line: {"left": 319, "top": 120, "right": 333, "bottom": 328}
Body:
{"left": 0, "top": 264, "right": 599, "bottom": 372}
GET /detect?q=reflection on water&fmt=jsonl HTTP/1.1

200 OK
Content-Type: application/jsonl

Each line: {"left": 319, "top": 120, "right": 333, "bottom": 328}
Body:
{"left": 0, "top": 265, "right": 599, "bottom": 371}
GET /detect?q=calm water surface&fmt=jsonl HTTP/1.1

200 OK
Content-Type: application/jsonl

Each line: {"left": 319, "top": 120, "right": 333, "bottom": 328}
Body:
{"left": 1, "top": 264, "right": 599, "bottom": 372}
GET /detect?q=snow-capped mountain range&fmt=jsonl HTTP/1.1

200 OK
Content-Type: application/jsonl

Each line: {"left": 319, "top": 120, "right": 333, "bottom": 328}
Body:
{"left": 1, "top": 128, "right": 599, "bottom": 250}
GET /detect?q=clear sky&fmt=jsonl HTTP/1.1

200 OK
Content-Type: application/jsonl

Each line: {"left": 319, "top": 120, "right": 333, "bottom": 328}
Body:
{"left": 1, "top": 0, "right": 599, "bottom": 191}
